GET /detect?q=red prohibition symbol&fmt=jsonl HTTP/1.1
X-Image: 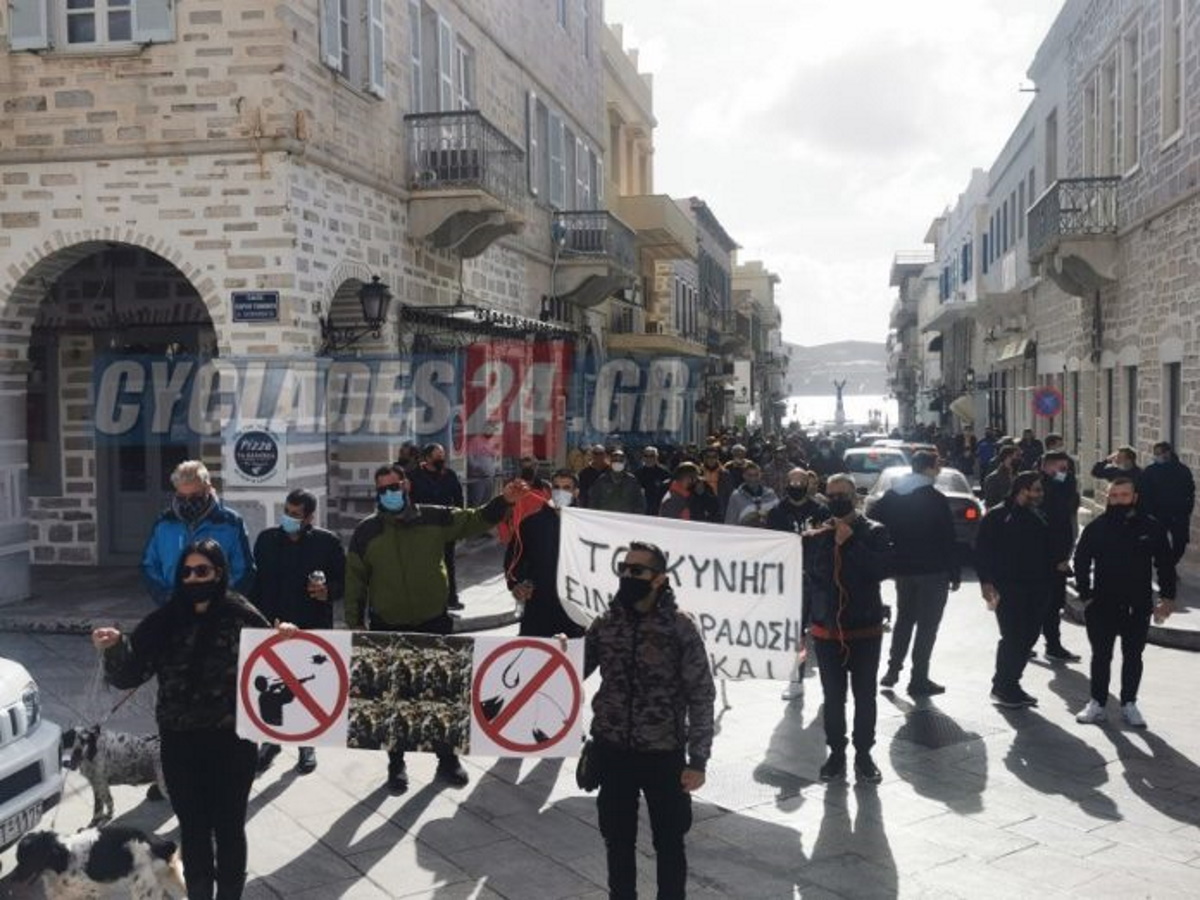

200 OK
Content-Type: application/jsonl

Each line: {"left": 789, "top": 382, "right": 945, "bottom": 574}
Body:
{"left": 471, "top": 639, "right": 583, "bottom": 754}
{"left": 240, "top": 631, "right": 349, "bottom": 743}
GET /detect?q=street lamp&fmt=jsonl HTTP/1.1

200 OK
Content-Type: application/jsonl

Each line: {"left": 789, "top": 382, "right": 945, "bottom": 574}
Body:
{"left": 319, "top": 276, "right": 393, "bottom": 355}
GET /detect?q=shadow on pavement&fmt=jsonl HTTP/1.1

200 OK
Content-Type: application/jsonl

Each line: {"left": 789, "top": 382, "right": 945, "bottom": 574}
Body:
{"left": 809, "top": 783, "right": 898, "bottom": 900}
{"left": 884, "top": 693, "right": 987, "bottom": 815}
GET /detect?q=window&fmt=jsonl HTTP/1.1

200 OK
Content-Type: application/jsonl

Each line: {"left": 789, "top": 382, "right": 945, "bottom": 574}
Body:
{"left": 1126, "top": 365, "right": 1138, "bottom": 444}
{"left": 960, "top": 242, "right": 971, "bottom": 284}
{"left": 1028, "top": 168, "right": 1036, "bottom": 204}
{"left": 557, "top": 0, "right": 568, "bottom": 29}
{"left": 454, "top": 37, "right": 475, "bottom": 110}
{"left": 1045, "top": 110, "right": 1058, "bottom": 184}
{"left": 527, "top": 92, "right": 540, "bottom": 197}
{"left": 1001, "top": 201, "right": 1009, "bottom": 254}
{"left": 1166, "top": 362, "right": 1182, "bottom": 447}
{"left": 1084, "top": 81, "right": 1099, "bottom": 175}
{"left": 1122, "top": 26, "right": 1141, "bottom": 169}
{"left": 575, "top": 138, "right": 591, "bottom": 208}
{"left": 321, "top": 0, "right": 385, "bottom": 96}
{"left": 548, "top": 112, "right": 565, "bottom": 207}
{"left": 582, "top": 0, "right": 591, "bottom": 58}
{"left": 9, "top": 0, "right": 174, "bottom": 49}
{"left": 1018, "top": 181, "right": 1026, "bottom": 239}
{"left": 982, "top": 234, "right": 990, "bottom": 274}
{"left": 1162, "top": 0, "right": 1184, "bottom": 140}
{"left": 409, "top": 1, "right": 423, "bottom": 112}
{"left": 1009, "top": 190, "right": 1017, "bottom": 246}
{"left": 1101, "top": 55, "right": 1120, "bottom": 175}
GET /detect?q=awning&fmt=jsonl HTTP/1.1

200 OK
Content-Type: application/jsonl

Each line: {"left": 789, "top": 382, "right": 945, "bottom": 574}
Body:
{"left": 996, "top": 338, "right": 1036, "bottom": 363}
{"left": 921, "top": 300, "right": 976, "bottom": 333}
{"left": 399, "top": 304, "right": 576, "bottom": 340}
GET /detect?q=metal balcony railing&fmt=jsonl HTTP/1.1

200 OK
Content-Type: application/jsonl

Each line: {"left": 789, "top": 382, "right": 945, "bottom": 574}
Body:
{"left": 1027, "top": 177, "right": 1120, "bottom": 261}
{"left": 404, "top": 110, "right": 525, "bottom": 210}
{"left": 554, "top": 211, "right": 637, "bottom": 272}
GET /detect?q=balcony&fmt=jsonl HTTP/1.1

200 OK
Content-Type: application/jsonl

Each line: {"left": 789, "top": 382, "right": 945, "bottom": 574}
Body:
{"left": 554, "top": 211, "right": 638, "bottom": 308}
{"left": 889, "top": 297, "right": 917, "bottom": 329}
{"left": 405, "top": 111, "right": 526, "bottom": 258}
{"left": 612, "top": 194, "right": 698, "bottom": 261}
{"left": 606, "top": 319, "right": 707, "bottom": 357}
{"left": 1027, "top": 177, "right": 1119, "bottom": 296}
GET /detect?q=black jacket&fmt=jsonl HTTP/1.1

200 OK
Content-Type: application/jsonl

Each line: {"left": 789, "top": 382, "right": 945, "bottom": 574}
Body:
{"left": 1138, "top": 457, "right": 1196, "bottom": 522}
{"left": 870, "top": 479, "right": 959, "bottom": 581}
{"left": 975, "top": 502, "right": 1056, "bottom": 585}
{"left": 766, "top": 498, "right": 830, "bottom": 534}
{"left": 804, "top": 516, "right": 893, "bottom": 637}
{"left": 1090, "top": 462, "right": 1142, "bottom": 486}
{"left": 504, "top": 505, "right": 585, "bottom": 638}
{"left": 637, "top": 464, "right": 671, "bottom": 515}
{"left": 1075, "top": 509, "right": 1176, "bottom": 605}
{"left": 1040, "top": 475, "right": 1078, "bottom": 563}
{"left": 250, "top": 526, "right": 346, "bottom": 629}
{"left": 409, "top": 465, "right": 464, "bottom": 508}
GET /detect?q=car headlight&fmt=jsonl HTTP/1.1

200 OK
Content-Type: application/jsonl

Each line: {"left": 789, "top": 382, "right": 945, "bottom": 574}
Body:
{"left": 20, "top": 681, "right": 40, "bottom": 730}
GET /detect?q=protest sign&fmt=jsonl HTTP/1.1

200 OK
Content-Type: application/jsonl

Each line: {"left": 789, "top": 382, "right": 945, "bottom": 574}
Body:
{"left": 556, "top": 508, "right": 803, "bottom": 680}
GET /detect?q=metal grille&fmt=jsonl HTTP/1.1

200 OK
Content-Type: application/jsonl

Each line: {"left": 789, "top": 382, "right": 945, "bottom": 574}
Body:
{"left": 1027, "top": 176, "right": 1120, "bottom": 261}
{"left": 404, "top": 110, "right": 525, "bottom": 210}
{"left": 554, "top": 211, "right": 637, "bottom": 272}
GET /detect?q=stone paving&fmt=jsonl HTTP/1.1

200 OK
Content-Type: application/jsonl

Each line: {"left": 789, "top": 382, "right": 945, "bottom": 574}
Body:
{"left": 0, "top": 570, "right": 1198, "bottom": 897}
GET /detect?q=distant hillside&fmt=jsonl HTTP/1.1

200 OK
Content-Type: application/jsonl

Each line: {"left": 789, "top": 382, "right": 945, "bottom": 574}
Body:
{"left": 783, "top": 340, "right": 888, "bottom": 396}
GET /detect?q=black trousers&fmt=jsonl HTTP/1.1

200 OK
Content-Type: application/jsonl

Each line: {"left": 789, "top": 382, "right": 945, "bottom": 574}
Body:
{"left": 1085, "top": 600, "right": 1152, "bottom": 704}
{"left": 992, "top": 581, "right": 1051, "bottom": 694}
{"left": 160, "top": 729, "right": 257, "bottom": 900}
{"left": 814, "top": 636, "right": 882, "bottom": 753}
{"left": 887, "top": 573, "right": 949, "bottom": 684}
{"left": 368, "top": 612, "right": 458, "bottom": 770}
{"left": 1164, "top": 516, "right": 1190, "bottom": 566}
{"left": 596, "top": 744, "right": 692, "bottom": 900}
{"left": 1040, "top": 572, "right": 1069, "bottom": 650}
{"left": 444, "top": 543, "right": 459, "bottom": 602}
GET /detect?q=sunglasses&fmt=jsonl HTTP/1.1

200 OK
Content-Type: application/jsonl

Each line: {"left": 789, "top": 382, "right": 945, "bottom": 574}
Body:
{"left": 617, "top": 563, "right": 661, "bottom": 578}
{"left": 377, "top": 483, "right": 404, "bottom": 493}
{"left": 180, "top": 564, "right": 216, "bottom": 579}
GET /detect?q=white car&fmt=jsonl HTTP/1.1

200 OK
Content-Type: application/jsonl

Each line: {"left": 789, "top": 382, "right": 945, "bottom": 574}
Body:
{"left": 0, "top": 657, "right": 63, "bottom": 850}
{"left": 840, "top": 447, "right": 909, "bottom": 494}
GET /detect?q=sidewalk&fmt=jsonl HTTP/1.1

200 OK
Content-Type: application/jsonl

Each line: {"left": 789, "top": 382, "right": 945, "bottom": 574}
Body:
{"left": 0, "top": 538, "right": 518, "bottom": 636}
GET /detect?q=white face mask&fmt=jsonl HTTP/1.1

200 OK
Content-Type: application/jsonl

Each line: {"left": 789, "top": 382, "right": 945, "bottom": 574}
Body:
{"left": 551, "top": 488, "right": 575, "bottom": 508}
{"left": 611, "top": 461, "right": 626, "bottom": 473}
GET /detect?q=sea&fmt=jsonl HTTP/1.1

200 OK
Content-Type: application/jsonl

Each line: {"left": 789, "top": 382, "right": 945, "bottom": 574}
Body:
{"left": 784, "top": 394, "right": 899, "bottom": 433}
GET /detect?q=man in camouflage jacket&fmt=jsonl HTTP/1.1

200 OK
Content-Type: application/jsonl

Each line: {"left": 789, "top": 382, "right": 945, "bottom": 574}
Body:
{"left": 584, "top": 541, "right": 715, "bottom": 900}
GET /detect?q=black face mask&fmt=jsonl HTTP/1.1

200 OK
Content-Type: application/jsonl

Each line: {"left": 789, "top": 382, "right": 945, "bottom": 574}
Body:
{"left": 614, "top": 576, "right": 654, "bottom": 609}
{"left": 1105, "top": 503, "right": 1134, "bottom": 518}
{"left": 173, "top": 494, "right": 211, "bottom": 523}
{"left": 786, "top": 485, "right": 808, "bottom": 502}
{"left": 744, "top": 482, "right": 763, "bottom": 496}
{"left": 520, "top": 467, "right": 537, "bottom": 482}
{"left": 177, "top": 582, "right": 221, "bottom": 606}
{"left": 430, "top": 459, "right": 445, "bottom": 472}
{"left": 827, "top": 496, "right": 855, "bottom": 518}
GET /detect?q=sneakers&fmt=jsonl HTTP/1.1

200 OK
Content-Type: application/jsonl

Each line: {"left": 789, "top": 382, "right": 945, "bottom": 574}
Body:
{"left": 819, "top": 751, "right": 846, "bottom": 783}
{"left": 1045, "top": 646, "right": 1082, "bottom": 663}
{"left": 1075, "top": 700, "right": 1107, "bottom": 725}
{"left": 780, "top": 679, "right": 804, "bottom": 701}
{"left": 447, "top": 598, "right": 465, "bottom": 612}
{"left": 1017, "top": 689, "right": 1039, "bottom": 707}
{"left": 295, "top": 747, "right": 317, "bottom": 775}
{"left": 386, "top": 759, "right": 409, "bottom": 794}
{"left": 255, "top": 743, "right": 281, "bottom": 776}
{"left": 1121, "top": 702, "right": 1147, "bottom": 729}
{"left": 907, "top": 680, "right": 945, "bottom": 697}
{"left": 855, "top": 752, "right": 882, "bottom": 784}
{"left": 436, "top": 755, "right": 470, "bottom": 787}
{"left": 990, "top": 689, "right": 1026, "bottom": 709}
{"left": 879, "top": 666, "right": 901, "bottom": 689}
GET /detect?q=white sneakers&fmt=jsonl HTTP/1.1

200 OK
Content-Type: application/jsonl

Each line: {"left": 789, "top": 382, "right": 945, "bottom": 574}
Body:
{"left": 780, "top": 679, "right": 804, "bottom": 701}
{"left": 1075, "top": 699, "right": 1148, "bottom": 728}
{"left": 1121, "top": 702, "right": 1147, "bottom": 729}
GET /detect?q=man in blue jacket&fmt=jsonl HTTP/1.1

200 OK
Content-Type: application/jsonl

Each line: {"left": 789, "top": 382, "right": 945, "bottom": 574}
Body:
{"left": 141, "top": 460, "right": 254, "bottom": 606}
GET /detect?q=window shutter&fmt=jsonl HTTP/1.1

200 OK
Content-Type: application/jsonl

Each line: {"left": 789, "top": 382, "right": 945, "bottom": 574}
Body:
{"left": 527, "top": 91, "right": 540, "bottom": 197}
{"left": 595, "top": 153, "right": 604, "bottom": 209}
{"left": 367, "top": 0, "right": 386, "bottom": 96}
{"left": 133, "top": 0, "right": 174, "bottom": 43}
{"left": 437, "top": 15, "right": 454, "bottom": 111}
{"left": 319, "top": 0, "right": 342, "bottom": 71}
{"left": 9, "top": 0, "right": 50, "bottom": 51}
{"left": 575, "top": 138, "right": 590, "bottom": 209}
{"left": 549, "top": 112, "right": 565, "bottom": 208}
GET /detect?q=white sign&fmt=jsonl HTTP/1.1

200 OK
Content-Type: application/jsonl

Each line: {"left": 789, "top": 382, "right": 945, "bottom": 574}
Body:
{"left": 557, "top": 508, "right": 802, "bottom": 681}
{"left": 469, "top": 637, "right": 585, "bottom": 757}
{"left": 225, "top": 425, "right": 287, "bottom": 487}
{"left": 236, "top": 630, "right": 352, "bottom": 747}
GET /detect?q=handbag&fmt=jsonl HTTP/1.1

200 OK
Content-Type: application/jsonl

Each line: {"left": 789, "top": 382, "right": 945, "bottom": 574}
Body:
{"left": 575, "top": 736, "right": 602, "bottom": 792}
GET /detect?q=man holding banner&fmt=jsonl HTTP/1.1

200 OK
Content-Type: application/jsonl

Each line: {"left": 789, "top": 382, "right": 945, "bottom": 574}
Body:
{"left": 804, "top": 474, "right": 894, "bottom": 784}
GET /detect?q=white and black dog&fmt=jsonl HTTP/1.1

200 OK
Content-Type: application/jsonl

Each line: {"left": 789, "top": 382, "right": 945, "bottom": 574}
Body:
{"left": 60, "top": 726, "right": 169, "bottom": 827}
{"left": 6, "top": 826, "right": 186, "bottom": 898}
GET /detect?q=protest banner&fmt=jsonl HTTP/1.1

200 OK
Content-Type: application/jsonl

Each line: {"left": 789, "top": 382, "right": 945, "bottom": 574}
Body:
{"left": 556, "top": 508, "right": 803, "bottom": 681}
{"left": 236, "top": 630, "right": 585, "bottom": 758}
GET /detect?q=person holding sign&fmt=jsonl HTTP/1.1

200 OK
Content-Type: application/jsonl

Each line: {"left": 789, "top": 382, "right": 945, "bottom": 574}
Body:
{"left": 584, "top": 542, "right": 715, "bottom": 900}
{"left": 345, "top": 464, "right": 527, "bottom": 794}
{"left": 92, "top": 539, "right": 295, "bottom": 900}
{"left": 804, "top": 474, "right": 894, "bottom": 784}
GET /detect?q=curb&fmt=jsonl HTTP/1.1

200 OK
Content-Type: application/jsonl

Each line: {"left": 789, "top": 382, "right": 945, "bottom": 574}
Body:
{"left": 1064, "top": 586, "right": 1198, "bottom": 653}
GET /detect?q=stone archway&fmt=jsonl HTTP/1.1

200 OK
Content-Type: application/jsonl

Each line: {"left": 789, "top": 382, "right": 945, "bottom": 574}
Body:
{"left": 0, "top": 237, "right": 222, "bottom": 601}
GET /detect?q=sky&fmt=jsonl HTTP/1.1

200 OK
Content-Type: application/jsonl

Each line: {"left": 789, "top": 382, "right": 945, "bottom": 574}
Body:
{"left": 602, "top": 0, "right": 1067, "bottom": 348}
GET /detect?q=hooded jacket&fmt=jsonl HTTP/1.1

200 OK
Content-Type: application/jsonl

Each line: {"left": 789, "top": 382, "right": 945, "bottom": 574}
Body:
{"left": 804, "top": 516, "right": 894, "bottom": 639}
{"left": 1075, "top": 508, "right": 1176, "bottom": 605}
{"left": 140, "top": 498, "right": 254, "bottom": 606}
{"left": 585, "top": 589, "right": 715, "bottom": 770}
{"left": 104, "top": 591, "right": 269, "bottom": 732}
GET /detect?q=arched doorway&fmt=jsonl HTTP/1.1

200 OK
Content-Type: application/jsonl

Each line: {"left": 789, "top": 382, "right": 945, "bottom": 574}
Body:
{"left": 6, "top": 241, "right": 219, "bottom": 599}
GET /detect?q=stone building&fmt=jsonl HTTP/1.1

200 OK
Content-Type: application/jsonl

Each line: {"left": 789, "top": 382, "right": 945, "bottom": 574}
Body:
{"left": 0, "top": 0, "right": 615, "bottom": 599}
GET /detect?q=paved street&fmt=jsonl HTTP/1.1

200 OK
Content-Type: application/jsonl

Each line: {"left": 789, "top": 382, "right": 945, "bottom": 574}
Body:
{"left": 1, "top": 569, "right": 1197, "bottom": 899}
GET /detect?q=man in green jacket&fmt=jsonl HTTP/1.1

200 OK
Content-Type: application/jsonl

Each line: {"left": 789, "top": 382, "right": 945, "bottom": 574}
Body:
{"left": 346, "top": 463, "right": 524, "bottom": 793}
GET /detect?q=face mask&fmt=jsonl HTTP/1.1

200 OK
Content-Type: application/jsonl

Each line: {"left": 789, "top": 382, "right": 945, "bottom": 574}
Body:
{"left": 786, "top": 485, "right": 809, "bottom": 501}
{"left": 430, "top": 459, "right": 446, "bottom": 472}
{"left": 551, "top": 488, "right": 574, "bottom": 508}
{"left": 827, "top": 496, "right": 855, "bottom": 518}
{"left": 1052, "top": 471, "right": 1067, "bottom": 483}
{"left": 1154, "top": 454, "right": 1169, "bottom": 465}
{"left": 1106, "top": 503, "right": 1134, "bottom": 517}
{"left": 280, "top": 513, "right": 303, "bottom": 535}
{"left": 173, "top": 494, "right": 211, "bottom": 523}
{"left": 611, "top": 462, "right": 626, "bottom": 473}
{"left": 178, "top": 581, "right": 220, "bottom": 606}
{"left": 521, "top": 466, "right": 537, "bottom": 481}
{"left": 378, "top": 489, "right": 407, "bottom": 513}
{"left": 744, "top": 482, "right": 763, "bottom": 496}
{"left": 614, "top": 575, "right": 653, "bottom": 609}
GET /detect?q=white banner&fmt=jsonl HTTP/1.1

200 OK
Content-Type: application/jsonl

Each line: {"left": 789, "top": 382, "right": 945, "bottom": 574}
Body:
{"left": 557, "top": 508, "right": 803, "bottom": 680}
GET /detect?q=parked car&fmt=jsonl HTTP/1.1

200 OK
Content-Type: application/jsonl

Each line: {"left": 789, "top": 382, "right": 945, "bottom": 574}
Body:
{"left": 0, "top": 657, "right": 62, "bottom": 850}
{"left": 863, "top": 465, "right": 983, "bottom": 565}
{"left": 870, "top": 439, "right": 940, "bottom": 462}
{"left": 841, "top": 447, "right": 909, "bottom": 494}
